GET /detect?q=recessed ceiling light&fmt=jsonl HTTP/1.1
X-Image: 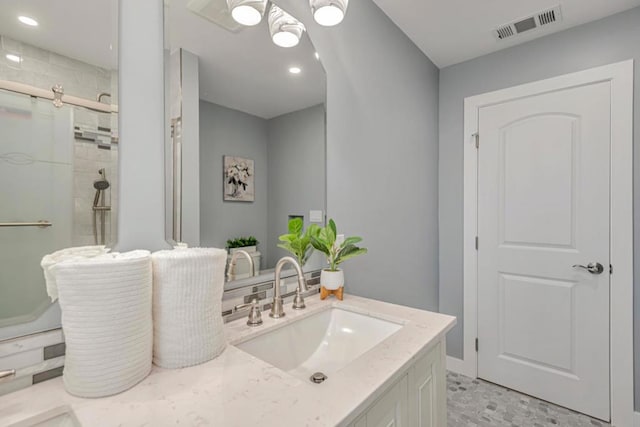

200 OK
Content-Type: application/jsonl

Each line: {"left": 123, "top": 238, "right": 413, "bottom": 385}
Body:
{"left": 289, "top": 67, "right": 302, "bottom": 74}
{"left": 18, "top": 15, "right": 38, "bottom": 27}
{"left": 6, "top": 54, "right": 22, "bottom": 63}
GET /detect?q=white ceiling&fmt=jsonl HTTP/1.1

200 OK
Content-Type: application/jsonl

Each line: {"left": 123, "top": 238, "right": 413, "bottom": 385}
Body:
{"left": 168, "top": 0, "right": 326, "bottom": 119}
{"left": 0, "top": 0, "right": 117, "bottom": 70}
{"left": 371, "top": 0, "right": 640, "bottom": 68}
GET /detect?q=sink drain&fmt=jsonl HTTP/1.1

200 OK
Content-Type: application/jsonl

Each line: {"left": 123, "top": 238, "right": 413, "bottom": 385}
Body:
{"left": 310, "top": 372, "right": 328, "bottom": 384}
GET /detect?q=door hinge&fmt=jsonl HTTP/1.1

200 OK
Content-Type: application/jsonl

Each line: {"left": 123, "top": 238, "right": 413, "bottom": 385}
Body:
{"left": 610, "top": 264, "right": 613, "bottom": 274}
{"left": 475, "top": 236, "right": 479, "bottom": 250}
{"left": 473, "top": 133, "right": 479, "bottom": 149}
{"left": 475, "top": 338, "right": 479, "bottom": 352}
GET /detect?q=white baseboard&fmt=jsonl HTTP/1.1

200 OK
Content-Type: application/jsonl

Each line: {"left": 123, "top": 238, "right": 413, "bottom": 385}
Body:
{"left": 446, "top": 356, "right": 467, "bottom": 375}
{"left": 634, "top": 410, "right": 640, "bottom": 426}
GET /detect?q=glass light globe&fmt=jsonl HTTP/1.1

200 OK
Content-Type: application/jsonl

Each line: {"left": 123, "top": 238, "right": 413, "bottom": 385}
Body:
{"left": 313, "top": 5, "right": 345, "bottom": 26}
{"left": 231, "top": 5, "right": 263, "bottom": 26}
{"left": 272, "top": 31, "right": 300, "bottom": 48}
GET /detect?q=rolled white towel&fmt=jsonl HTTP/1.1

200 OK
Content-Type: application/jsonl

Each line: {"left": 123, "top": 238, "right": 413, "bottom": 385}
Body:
{"left": 40, "top": 246, "right": 109, "bottom": 302}
{"left": 151, "top": 247, "right": 227, "bottom": 369}
{"left": 54, "top": 250, "right": 152, "bottom": 398}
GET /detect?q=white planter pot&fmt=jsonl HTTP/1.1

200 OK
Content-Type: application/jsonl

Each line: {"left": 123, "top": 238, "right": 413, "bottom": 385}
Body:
{"left": 321, "top": 269, "right": 344, "bottom": 290}
{"left": 230, "top": 246, "right": 256, "bottom": 254}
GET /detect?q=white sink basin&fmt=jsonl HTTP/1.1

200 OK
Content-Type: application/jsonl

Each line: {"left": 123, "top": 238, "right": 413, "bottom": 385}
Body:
{"left": 236, "top": 307, "right": 403, "bottom": 382}
{"left": 9, "top": 406, "right": 80, "bottom": 427}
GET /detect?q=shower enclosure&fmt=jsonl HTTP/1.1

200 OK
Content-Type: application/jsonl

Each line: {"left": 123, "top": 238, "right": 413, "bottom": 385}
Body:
{"left": 0, "top": 81, "right": 118, "bottom": 340}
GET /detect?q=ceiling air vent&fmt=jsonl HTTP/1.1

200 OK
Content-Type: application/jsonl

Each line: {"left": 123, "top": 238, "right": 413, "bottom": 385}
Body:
{"left": 494, "top": 5, "right": 562, "bottom": 41}
{"left": 538, "top": 7, "right": 561, "bottom": 26}
{"left": 187, "top": 0, "right": 244, "bottom": 33}
{"left": 496, "top": 25, "right": 515, "bottom": 40}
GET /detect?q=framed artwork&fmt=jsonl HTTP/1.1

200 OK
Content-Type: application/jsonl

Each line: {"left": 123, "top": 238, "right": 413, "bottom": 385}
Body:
{"left": 223, "top": 156, "right": 254, "bottom": 202}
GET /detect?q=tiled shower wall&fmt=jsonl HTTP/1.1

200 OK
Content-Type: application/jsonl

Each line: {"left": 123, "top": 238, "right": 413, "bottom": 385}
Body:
{"left": 72, "top": 140, "right": 118, "bottom": 246}
{"left": 0, "top": 35, "right": 118, "bottom": 392}
{"left": 0, "top": 35, "right": 116, "bottom": 104}
{"left": 1, "top": 34, "right": 119, "bottom": 245}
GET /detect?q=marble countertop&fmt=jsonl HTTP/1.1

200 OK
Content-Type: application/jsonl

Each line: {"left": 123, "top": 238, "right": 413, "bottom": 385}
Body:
{"left": 0, "top": 294, "right": 456, "bottom": 426}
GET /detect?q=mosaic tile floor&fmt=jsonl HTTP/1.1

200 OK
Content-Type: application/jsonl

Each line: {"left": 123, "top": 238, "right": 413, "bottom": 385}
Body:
{"left": 447, "top": 372, "right": 609, "bottom": 427}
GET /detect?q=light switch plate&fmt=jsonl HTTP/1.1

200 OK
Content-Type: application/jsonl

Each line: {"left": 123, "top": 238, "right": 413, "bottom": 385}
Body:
{"left": 310, "top": 210, "right": 324, "bottom": 223}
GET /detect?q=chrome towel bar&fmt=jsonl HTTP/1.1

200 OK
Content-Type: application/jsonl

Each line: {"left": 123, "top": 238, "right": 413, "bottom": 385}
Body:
{"left": 0, "top": 221, "right": 52, "bottom": 228}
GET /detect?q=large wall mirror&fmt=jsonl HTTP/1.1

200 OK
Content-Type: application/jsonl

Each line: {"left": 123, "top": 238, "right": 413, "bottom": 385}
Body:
{"left": 165, "top": 0, "right": 327, "bottom": 283}
{"left": 0, "top": 0, "right": 118, "bottom": 340}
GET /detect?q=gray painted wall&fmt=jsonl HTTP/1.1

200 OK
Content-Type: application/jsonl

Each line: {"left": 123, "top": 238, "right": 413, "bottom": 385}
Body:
{"left": 277, "top": 0, "right": 441, "bottom": 311}
{"left": 199, "top": 101, "right": 269, "bottom": 263}
{"left": 266, "top": 104, "right": 326, "bottom": 268}
{"left": 438, "top": 7, "right": 640, "bottom": 405}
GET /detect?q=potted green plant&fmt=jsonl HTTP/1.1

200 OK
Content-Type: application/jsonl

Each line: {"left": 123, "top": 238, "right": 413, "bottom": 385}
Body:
{"left": 226, "top": 236, "right": 259, "bottom": 254}
{"left": 311, "top": 219, "right": 367, "bottom": 291}
{"left": 277, "top": 218, "right": 320, "bottom": 267}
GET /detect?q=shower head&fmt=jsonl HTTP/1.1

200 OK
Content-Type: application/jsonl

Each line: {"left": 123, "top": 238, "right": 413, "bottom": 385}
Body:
{"left": 93, "top": 168, "right": 110, "bottom": 190}
{"left": 93, "top": 179, "right": 110, "bottom": 191}
{"left": 93, "top": 169, "right": 110, "bottom": 207}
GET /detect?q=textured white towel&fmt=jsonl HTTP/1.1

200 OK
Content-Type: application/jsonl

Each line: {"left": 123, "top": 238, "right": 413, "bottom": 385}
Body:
{"left": 53, "top": 250, "right": 152, "bottom": 398}
{"left": 40, "top": 246, "right": 109, "bottom": 302}
{"left": 151, "top": 248, "right": 227, "bottom": 368}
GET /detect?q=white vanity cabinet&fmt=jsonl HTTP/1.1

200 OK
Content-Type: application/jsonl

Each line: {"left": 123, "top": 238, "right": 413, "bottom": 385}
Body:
{"left": 348, "top": 341, "right": 446, "bottom": 427}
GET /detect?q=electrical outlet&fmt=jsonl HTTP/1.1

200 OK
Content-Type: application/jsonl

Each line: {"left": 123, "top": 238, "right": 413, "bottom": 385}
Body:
{"left": 310, "top": 210, "right": 324, "bottom": 223}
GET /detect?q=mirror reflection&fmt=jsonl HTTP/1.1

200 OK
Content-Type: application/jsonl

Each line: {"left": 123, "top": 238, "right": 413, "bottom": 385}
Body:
{"left": 166, "top": 0, "right": 326, "bottom": 281}
{"left": 0, "top": 0, "right": 118, "bottom": 339}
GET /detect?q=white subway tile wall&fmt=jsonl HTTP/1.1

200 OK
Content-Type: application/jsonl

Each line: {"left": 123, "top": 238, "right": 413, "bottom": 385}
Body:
{"left": 72, "top": 141, "right": 118, "bottom": 246}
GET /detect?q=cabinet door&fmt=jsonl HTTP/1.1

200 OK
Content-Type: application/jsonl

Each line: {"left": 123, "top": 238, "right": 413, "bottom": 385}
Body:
{"left": 412, "top": 343, "right": 445, "bottom": 427}
{"left": 365, "top": 375, "right": 408, "bottom": 427}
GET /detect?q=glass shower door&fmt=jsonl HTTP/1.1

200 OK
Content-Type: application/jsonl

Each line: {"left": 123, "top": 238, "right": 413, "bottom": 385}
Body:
{"left": 0, "top": 89, "right": 73, "bottom": 339}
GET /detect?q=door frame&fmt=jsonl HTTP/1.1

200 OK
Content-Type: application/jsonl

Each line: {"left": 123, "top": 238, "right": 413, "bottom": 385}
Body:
{"left": 460, "top": 60, "right": 634, "bottom": 425}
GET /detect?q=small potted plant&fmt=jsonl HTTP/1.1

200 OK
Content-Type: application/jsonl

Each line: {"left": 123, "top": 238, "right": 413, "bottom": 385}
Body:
{"left": 311, "top": 219, "right": 367, "bottom": 299}
{"left": 277, "top": 218, "right": 320, "bottom": 267}
{"left": 226, "top": 236, "right": 259, "bottom": 254}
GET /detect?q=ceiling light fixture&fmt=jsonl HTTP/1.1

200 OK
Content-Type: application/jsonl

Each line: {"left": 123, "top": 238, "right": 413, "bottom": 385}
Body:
{"left": 227, "top": 0, "right": 267, "bottom": 26}
{"left": 309, "top": 0, "right": 348, "bottom": 27}
{"left": 289, "top": 66, "right": 302, "bottom": 74}
{"left": 6, "top": 54, "right": 22, "bottom": 63}
{"left": 18, "top": 15, "right": 38, "bottom": 27}
{"left": 268, "top": 5, "right": 305, "bottom": 48}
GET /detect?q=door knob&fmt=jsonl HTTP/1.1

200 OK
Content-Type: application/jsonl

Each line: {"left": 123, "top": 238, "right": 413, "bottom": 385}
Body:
{"left": 572, "top": 262, "right": 604, "bottom": 275}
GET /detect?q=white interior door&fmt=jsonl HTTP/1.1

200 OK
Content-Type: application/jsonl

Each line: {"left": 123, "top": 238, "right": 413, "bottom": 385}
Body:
{"left": 477, "top": 81, "right": 611, "bottom": 421}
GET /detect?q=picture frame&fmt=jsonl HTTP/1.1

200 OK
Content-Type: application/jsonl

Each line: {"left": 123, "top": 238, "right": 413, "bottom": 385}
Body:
{"left": 223, "top": 156, "right": 254, "bottom": 202}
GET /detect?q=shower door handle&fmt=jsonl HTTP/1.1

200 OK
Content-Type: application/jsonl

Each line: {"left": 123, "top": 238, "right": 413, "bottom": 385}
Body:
{"left": 0, "top": 221, "right": 52, "bottom": 228}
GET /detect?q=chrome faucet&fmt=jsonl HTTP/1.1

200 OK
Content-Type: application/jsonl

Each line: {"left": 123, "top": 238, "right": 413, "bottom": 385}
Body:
{"left": 227, "top": 250, "right": 255, "bottom": 281}
{"left": 270, "top": 256, "right": 307, "bottom": 318}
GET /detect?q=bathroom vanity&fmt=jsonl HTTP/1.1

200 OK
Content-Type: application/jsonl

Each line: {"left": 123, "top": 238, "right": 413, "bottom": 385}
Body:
{"left": 0, "top": 295, "right": 455, "bottom": 426}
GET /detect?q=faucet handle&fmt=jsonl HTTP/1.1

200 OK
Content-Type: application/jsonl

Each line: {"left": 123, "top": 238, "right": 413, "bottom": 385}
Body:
{"left": 292, "top": 287, "right": 306, "bottom": 310}
{"left": 235, "top": 299, "right": 263, "bottom": 326}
